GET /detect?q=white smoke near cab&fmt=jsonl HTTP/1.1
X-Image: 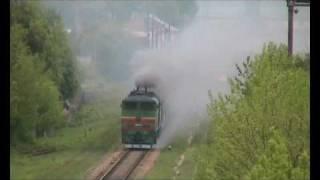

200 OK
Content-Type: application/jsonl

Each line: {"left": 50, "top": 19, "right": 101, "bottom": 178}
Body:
{"left": 129, "top": 1, "right": 309, "bottom": 148}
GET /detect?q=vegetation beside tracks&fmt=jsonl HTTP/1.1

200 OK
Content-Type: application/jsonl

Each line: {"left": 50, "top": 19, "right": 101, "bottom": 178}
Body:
{"left": 10, "top": 0, "right": 80, "bottom": 145}
{"left": 10, "top": 85, "right": 123, "bottom": 180}
{"left": 145, "top": 135, "right": 195, "bottom": 179}
{"left": 193, "top": 43, "right": 309, "bottom": 180}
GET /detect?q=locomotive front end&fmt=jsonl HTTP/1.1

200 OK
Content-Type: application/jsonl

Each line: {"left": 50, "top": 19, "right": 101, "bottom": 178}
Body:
{"left": 120, "top": 87, "right": 162, "bottom": 149}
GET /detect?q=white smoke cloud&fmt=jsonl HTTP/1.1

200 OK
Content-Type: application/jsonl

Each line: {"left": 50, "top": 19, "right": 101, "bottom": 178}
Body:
{"left": 129, "top": 1, "right": 309, "bottom": 147}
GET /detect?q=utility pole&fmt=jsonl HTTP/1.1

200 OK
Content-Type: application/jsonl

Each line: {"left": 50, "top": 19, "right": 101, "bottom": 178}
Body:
{"left": 286, "top": 0, "right": 310, "bottom": 56}
{"left": 287, "top": 0, "right": 294, "bottom": 56}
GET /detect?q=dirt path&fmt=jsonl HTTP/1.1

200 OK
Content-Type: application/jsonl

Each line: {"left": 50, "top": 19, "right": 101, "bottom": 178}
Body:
{"left": 172, "top": 134, "right": 193, "bottom": 180}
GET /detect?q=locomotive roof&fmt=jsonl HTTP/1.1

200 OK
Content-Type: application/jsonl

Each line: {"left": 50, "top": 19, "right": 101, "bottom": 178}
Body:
{"left": 123, "top": 95, "right": 159, "bottom": 104}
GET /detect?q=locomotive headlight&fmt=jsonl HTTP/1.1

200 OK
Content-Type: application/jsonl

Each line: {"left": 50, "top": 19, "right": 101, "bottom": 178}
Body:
{"left": 135, "top": 124, "right": 142, "bottom": 127}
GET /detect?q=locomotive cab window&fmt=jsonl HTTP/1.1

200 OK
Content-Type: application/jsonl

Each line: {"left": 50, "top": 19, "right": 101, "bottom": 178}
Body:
{"left": 140, "top": 102, "right": 156, "bottom": 111}
{"left": 122, "top": 101, "right": 137, "bottom": 110}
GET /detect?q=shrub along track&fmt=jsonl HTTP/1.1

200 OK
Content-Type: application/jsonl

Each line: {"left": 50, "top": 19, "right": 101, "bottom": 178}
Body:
{"left": 98, "top": 149, "right": 149, "bottom": 180}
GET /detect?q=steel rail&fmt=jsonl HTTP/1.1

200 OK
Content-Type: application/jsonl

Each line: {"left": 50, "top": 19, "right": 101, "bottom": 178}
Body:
{"left": 99, "top": 150, "right": 130, "bottom": 180}
{"left": 100, "top": 150, "right": 149, "bottom": 180}
{"left": 124, "top": 150, "right": 149, "bottom": 180}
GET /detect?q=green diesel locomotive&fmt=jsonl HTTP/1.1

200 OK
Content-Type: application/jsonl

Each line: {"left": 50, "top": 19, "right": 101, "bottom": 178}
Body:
{"left": 120, "top": 86, "right": 163, "bottom": 149}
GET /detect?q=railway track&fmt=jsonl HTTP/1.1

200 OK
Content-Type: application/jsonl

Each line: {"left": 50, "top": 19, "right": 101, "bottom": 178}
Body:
{"left": 99, "top": 150, "right": 149, "bottom": 180}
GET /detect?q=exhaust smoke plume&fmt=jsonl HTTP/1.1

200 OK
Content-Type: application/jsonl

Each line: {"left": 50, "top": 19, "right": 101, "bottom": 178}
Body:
{"left": 129, "top": 1, "right": 309, "bottom": 148}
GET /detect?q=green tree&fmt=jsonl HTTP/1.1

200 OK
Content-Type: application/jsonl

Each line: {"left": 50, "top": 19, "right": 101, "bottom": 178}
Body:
{"left": 34, "top": 74, "right": 64, "bottom": 137}
{"left": 194, "top": 43, "right": 309, "bottom": 179}
{"left": 11, "top": 1, "right": 75, "bottom": 143}
{"left": 11, "top": 0, "right": 79, "bottom": 100}
{"left": 11, "top": 23, "right": 65, "bottom": 142}
{"left": 10, "top": 24, "right": 39, "bottom": 143}
{"left": 245, "top": 129, "right": 309, "bottom": 180}
{"left": 244, "top": 129, "right": 291, "bottom": 180}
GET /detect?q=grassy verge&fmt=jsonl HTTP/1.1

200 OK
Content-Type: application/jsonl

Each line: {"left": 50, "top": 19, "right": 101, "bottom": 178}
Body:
{"left": 10, "top": 87, "right": 123, "bottom": 180}
{"left": 11, "top": 149, "right": 107, "bottom": 180}
{"left": 145, "top": 135, "right": 195, "bottom": 180}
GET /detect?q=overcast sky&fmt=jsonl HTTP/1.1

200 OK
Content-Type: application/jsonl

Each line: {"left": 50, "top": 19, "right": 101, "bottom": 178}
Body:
{"left": 195, "top": 1, "right": 309, "bottom": 53}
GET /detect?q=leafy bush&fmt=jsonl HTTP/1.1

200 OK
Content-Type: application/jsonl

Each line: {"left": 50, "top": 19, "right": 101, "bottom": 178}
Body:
{"left": 194, "top": 42, "right": 309, "bottom": 179}
{"left": 245, "top": 129, "right": 309, "bottom": 180}
{"left": 10, "top": 1, "right": 79, "bottom": 144}
{"left": 11, "top": 1, "right": 79, "bottom": 100}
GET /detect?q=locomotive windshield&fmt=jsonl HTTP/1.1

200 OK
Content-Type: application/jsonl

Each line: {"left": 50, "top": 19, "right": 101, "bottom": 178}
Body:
{"left": 140, "top": 102, "right": 156, "bottom": 111}
{"left": 122, "top": 101, "right": 137, "bottom": 110}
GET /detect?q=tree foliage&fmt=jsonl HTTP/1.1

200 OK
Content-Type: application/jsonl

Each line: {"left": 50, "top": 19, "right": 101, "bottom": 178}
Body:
{"left": 245, "top": 129, "right": 309, "bottom": 180}
{"left": 10, "top": 1, "right": 79, "bottom": 144}
{"left": 11, "top": 0, "right": 79, "bottom": 100}
{"left": 194, "top": 42, "right": 309, "bottom": 179}
{"left": 244, "top": 129, "right": 292, "bottom": 180}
